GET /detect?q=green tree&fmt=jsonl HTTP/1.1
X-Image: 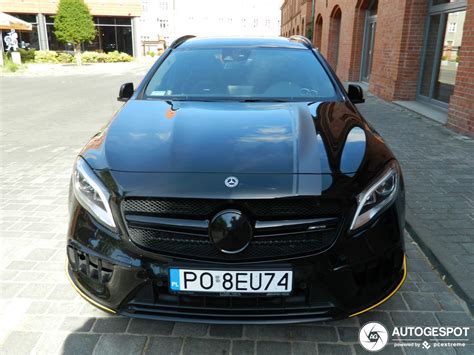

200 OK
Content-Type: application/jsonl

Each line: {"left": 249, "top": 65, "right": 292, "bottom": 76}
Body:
{"left": 54, "top": 0, "right": 95, "bottom": 65}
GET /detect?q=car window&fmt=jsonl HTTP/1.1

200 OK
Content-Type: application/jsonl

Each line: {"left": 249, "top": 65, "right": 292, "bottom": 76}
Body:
{"left": 144, "top": 47, "right": 338, "bottom": 101}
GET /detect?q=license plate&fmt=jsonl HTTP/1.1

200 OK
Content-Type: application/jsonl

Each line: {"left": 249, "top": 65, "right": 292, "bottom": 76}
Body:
{"left": 169, "top": 268, "right": 293, "bottom": 294}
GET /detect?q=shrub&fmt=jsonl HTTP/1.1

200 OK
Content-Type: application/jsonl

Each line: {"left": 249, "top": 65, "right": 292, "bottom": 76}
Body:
{"left": 81, "top": 51, "right": 107, "bottom": 63}
{"left": 105, "top": 51, "right": 132, "bottom": 63}
{"left": 4, "top": 58, "right": 19, "bottom": 72}
{"left": 18, "top": 48, "right": 36, "bottom": 62}
{"left": 147, "top": 51, "right": 155, "bottom": 57}
{"left": 34, "top": 50, "right": 59, "bottom": 63}
{"left": 57, "top": 52, "right": 74, "bottom": 63}
{"left": 30, "top": 50, "right": 131, "bottom": 64}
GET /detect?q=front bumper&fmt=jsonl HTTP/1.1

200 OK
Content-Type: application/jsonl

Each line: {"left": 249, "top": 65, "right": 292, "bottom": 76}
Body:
{"left": 66, "top": 196, "right": 405, "bottom": 324}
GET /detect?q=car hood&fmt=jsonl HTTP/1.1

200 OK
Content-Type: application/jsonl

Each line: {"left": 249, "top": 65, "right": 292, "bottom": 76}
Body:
{"left": 82, "top": 99, "right": 391, "bottom": 175}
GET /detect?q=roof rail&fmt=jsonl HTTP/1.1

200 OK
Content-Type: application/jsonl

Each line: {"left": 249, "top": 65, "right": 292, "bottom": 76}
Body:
{"left": 170, "top": 35, "right": 195, "bottom": 49}
{"left": 289, "top": 35, "right": 312, "bottom": 49}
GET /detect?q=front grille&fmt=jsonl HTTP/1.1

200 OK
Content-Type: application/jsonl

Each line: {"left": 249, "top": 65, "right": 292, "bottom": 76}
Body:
{"left": 127, "top": 227, "right": 338, "bottom": 262}
{"left": 122, "top": 197, "right": 343, "bottom": 262}
{"left": 122, "top": 197, "right": 342, "bottom": 219}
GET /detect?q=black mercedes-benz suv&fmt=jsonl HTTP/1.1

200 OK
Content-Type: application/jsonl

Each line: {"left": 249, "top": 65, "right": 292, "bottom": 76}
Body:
{"left": 66, "top": 36, "right": 406, "bottom": 323}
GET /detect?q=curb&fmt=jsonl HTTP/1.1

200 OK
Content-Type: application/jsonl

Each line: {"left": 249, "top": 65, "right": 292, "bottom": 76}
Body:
{"left": 405, "top": 219, "right": 474, "bottom": 316}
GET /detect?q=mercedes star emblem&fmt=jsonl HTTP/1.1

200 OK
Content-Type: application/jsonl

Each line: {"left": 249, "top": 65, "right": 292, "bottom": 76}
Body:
{"left": 224, "top": 176, "right": 239, "bottom": 188}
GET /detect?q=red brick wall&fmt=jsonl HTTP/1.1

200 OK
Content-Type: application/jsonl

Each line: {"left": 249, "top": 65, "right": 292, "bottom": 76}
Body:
{"left": 370, "top": 0, "right": 428, "bottom": 101}
{"left": 314, "top": 14, "right": 323, "bottom": 48}
{"left": 313, "top": 0, "right": 368, "bottom": 82}
{"left": 447, "top": 0, "right": 474, "bottom": 137}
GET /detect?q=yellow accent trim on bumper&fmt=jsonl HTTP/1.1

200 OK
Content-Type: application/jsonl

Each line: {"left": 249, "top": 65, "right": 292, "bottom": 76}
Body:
{"left": 65, "top": 260, "right": 116, "bottom": 314}
{"left": 349, "top": 254, "right": 407, "bottom": 318}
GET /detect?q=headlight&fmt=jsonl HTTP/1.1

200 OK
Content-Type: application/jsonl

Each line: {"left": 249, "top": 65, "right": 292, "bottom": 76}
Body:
{"left": 73, "top": 157, "right": 116, "bottom": 229}
{"left": 350, "top": 161, "right": 399, "bottom": 231}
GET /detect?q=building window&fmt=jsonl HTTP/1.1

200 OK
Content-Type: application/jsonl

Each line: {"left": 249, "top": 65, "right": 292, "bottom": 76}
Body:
{"left": 3, "top": 13, "right": 39, "bottom": 50}
{"left": 419, "top": 9, "right": 466, "bottom": 104}
{"left": 45, "top": 16, "right": 133, "bottom": 55}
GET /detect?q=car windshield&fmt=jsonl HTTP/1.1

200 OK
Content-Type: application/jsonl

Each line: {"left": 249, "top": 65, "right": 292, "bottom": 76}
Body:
{"left": 144, "top": 47, "right": 338, "bottom": 101}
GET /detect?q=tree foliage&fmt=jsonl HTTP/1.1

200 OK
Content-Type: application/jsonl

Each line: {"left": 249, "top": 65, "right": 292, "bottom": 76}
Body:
{"left": 54, "top": 0, "right": 95, "bottom": 45}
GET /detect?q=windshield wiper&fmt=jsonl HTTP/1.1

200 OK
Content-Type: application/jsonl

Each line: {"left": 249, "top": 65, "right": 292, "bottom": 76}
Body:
{"left": 238, "top": 98, "right": 288, "bottom": 102}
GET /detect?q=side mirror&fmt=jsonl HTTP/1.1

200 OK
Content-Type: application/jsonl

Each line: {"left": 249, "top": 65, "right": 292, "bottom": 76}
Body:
{"left": 347, "top": 84, "right": 365, "bottom": 104}
{"left": 118, "top": 82, "right": 134, "bottom": 102}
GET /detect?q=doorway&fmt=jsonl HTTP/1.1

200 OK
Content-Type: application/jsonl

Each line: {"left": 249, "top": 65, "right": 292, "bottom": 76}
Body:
{"left": 360, "top": 0, "right": 377, "bottom": 82}
{"left": 418, "top": 1, "right": 467, "bottom": 107}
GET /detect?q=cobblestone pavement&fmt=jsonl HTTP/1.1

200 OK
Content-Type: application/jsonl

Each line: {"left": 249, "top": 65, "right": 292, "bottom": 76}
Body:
{"left": 1, "top": 70, "right": 473, "bottom": 354}
{"left": 358, "top": 96, "right": 474, "bottom": 314}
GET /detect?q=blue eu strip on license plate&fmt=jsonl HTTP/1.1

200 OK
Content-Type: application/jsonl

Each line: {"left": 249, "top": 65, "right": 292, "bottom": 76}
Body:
{"left": 169, "top": 268, "right": 293, "bottom": 294}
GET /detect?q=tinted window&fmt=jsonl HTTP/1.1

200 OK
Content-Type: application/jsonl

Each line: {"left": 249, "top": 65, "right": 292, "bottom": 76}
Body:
{"left": 145, "top": 47, "right": 337, "bottom": 101}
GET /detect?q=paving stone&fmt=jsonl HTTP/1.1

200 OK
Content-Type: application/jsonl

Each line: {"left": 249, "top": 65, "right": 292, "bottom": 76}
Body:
{"left": 0, "top": 331, "right": 41, "bottom": 354}
{"left": 402, "top": 293, "right": 442, "bottom": 311}
{"left": 0, "top": 283, "right": 25, "bottom": 299}
{"left": 291, "top": 342, "right": 316, "bottom": 355}
{"left": 418, "top": 272, "right": 441, "bottom": 282}
{"left": 317, "top": 343, "right": 352, "bottom": 355}
{"left": 416, "top": 282, "right": 451, "bottom": 293}
{"left": 353, "top": 343, "right": 404, "bottom": 354}
{"left": 0, "top": 270, "right": 17, "bottom": 281}
{"left": 378, "top": 293, "right": 408, "bottom": 311}
{"left": 26, "top": 301, "right": 51, "bottom": 315}
{"left": 290, "top": 325, "right": 337, "bottom": 342}
{"left": 172, "top": 322, "right": 208, "bottom": 337}
{"left": 60, "top": 316, "right": 96, "bottom": 332}
{"left": 456, "top": 345, "right": 474, "bottom": 354}
{"left": 231, "top": 340, "right": 255, "bottom": 355}
{"left": 434, "top": 293, "right": 465, "bottom": 312}
{"left": 401, "top": 281, "right": 419, "bottom": 292}
{"left": 94, "top": 334, "right": 147, "bottom": 355}
{"left": 92, "top": 317, "right": 129, "bottom": 333}
{"left": 337, "top": 326, "right": 359, "bottom": 342}
{"left": 182, "top": 337, "right": 231, "bottom": 355}
{"left": 61, "top": 333, "right": 100, "bottom": 355}
{"left": 390, "top": 312, "right": 439, "bottom": 326}
{"left": 34, "top": 332, "right": 69, "bottom": 354}
{"left": 47, "top": 284, "right": 77, "bottom": 301}
{"left": 358, "top": 311, "right": 395, "bottom": 328}
{"left": 256, "top": 341, "right": 291, "bottom": 355}
{"left": 127, "top": 319, "right": 174, "bottom": 335}
{"left": 5, "top": 261, "right": 36, "bottom": 272}
{"left": 18, "top": 315, "right": 61, "bottom": 331}
{"left": 244, "top": 325, "right": 292, "bottom": 340}
{"left": 25, "top": 248, "right": 56, "bottom": 261}
{"left": 145, "top": 336, "right": 183, "bottom": 355}
{"left": 404, "top": 346, "right": 456, "bottom": 354}
{"left": 209, "top": 324, "right": 243, "bottom": 338}
{"left": 436, "top": 312, "right": 474, "bottom": 327}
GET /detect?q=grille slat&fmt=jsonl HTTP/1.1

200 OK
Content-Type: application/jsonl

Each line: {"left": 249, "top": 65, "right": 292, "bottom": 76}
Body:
{"left": 122, "top": 197, "right": 342, "bottom": 261}
{"left": 122, "top": 197, "right": 342, "bottom": 219}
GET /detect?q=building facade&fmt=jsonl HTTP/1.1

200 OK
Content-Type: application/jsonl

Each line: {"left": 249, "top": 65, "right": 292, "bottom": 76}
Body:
{"left": 281, "top": 0, "right": 474, "bottom": 137}
{"left": 138, "top": 0, "right": 282, "bottom": 49}
{"left": 0, "top": 0, "right": 142, "bottom": 56}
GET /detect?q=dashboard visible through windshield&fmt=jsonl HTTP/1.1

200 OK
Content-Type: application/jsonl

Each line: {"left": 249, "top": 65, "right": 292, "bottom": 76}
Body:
{"left": 144, "top": 47, "right": 338, "bottom": 102}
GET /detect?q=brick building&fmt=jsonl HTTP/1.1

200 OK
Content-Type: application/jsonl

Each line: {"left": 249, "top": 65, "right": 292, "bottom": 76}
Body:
{"left": 0, "top": 0, "right": 142, "bottom": 56}
{"left": 281, "top": 0, "right": 474, "bottom": 137}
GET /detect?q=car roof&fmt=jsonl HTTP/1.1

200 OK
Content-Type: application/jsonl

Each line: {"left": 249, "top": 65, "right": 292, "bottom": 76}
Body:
{"left": 178, "top": 37, "right": 308, "bottom": 50}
